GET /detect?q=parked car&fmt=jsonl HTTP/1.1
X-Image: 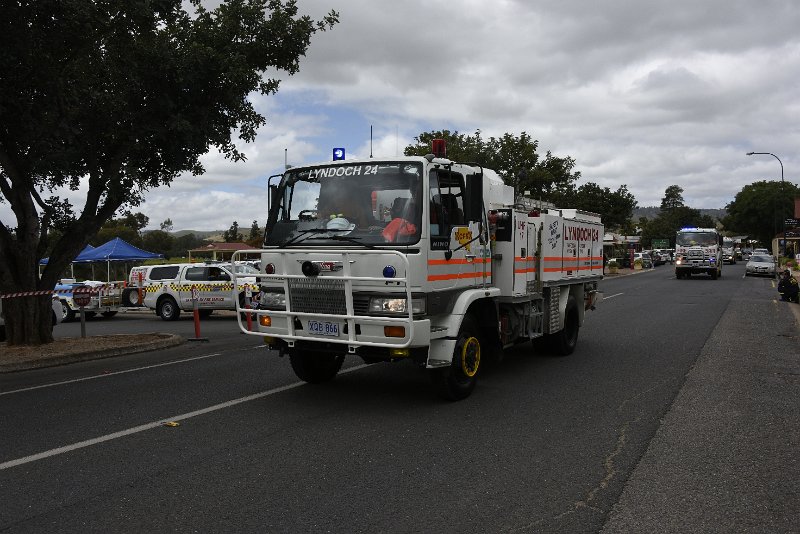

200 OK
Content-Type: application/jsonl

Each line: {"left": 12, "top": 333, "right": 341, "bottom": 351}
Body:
{"left": 633, "top": 252, "right": 654, "bottom": 269}
{"left": 745, "top": 255, "right": 777, "bottom": 277}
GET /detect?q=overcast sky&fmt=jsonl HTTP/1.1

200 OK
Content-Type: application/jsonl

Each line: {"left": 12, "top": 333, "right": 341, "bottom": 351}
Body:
{"left": 8, "top": 0, "right": 800, "bottom": 232}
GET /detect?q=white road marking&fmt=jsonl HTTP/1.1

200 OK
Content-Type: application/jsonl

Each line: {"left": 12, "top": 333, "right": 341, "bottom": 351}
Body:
{"left": 1, "top": 353, "right": 223, "bottom": 397}
{"left": 0, "top": 364, "right": 368, "bottom": 470}
{"left": 604, "top": 292, "right": 624, "bottom": 300}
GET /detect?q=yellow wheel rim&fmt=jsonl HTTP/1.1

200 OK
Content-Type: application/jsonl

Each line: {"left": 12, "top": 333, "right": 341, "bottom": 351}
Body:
{"left": 461, "top": 336, "right": 481, "bottom": 377}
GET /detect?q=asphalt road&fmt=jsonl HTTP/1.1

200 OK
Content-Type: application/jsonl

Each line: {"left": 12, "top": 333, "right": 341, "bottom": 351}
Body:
{"left": 1, "top": 263, "right": 797, "bottom": 532}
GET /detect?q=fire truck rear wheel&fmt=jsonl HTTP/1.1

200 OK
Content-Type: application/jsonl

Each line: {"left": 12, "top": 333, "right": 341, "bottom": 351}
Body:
{"left": 158, "top": 297, "right": 181, "bottom": 321}
{"left": 551, "top": 295, "right": 579, "bottom": 356}
{"left": 431, "top": 316, "right": 481, "bottom": 401}
{"left": 289, "top": 350, "right": 345, "bottom": 383}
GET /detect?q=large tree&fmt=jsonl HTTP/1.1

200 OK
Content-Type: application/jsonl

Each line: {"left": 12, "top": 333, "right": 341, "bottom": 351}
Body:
{"left": 722, "top": 180, "right": 800, "bottom": 247}
{"left": 566, "top": 183, "right": 638, "bottom": 231}
{"left": 0, "top": 0, "right": 337, "bottom": 345}
{"left": 660, "top": 185, "right": 686, "bottom": 211}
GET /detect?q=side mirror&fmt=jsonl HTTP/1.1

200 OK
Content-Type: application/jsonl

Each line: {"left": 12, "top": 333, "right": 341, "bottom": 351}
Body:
{"left": 269, "top": 184, "right": 280, "bottom": 213}
{"left": 464, "top": 172, "right": 484, "bottom": 222}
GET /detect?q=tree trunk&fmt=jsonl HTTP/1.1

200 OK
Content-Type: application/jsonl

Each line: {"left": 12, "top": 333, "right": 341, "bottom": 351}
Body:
{"left": 3, "top": 295, "right": 54, "bottom": 346}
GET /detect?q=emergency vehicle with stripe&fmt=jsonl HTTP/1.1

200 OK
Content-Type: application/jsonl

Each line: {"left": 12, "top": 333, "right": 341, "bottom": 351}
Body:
{"left": 142, "top": 263, "right": 260, "bottom": 321}
{"left": 233, "top": 141, "right": 603, "bottom": 400}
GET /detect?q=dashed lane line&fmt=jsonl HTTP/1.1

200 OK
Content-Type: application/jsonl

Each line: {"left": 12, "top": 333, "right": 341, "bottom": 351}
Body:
{"left": 0, "top": 364, "right": 368, "bottom": 470}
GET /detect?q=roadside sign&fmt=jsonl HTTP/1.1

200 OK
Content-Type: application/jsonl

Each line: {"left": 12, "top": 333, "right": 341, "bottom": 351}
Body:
{"left": 72, "top": 286, "right": 93, "bottom": 307}
{"left": 785, "top": 218, "right": 798, "bottom": 228}
{"left": 652, "top": 239, "right": 669, "bottom": 249}
{"left": 191, "top": 286, "right": 199, "bottom": 301}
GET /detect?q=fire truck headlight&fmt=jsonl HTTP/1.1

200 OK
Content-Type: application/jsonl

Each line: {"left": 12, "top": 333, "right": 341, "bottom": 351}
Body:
{"left": 368, "top": 296, "right": 426, "bottom": 315}
{"left": 260, "top": 291, "right": 286, "bottom": 309}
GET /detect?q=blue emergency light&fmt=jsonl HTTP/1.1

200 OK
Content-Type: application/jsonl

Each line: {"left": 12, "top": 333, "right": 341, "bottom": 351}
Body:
{"left": 333, "top": 148, "right": 345, "bottom": 161}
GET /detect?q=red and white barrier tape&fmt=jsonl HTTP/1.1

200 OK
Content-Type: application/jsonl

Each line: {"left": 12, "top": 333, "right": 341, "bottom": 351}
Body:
{"left": 0, "top": 290, "right": 66, "bottom": 299}
{"left": 1, "top": 287, "right": 106, "bottom": 299}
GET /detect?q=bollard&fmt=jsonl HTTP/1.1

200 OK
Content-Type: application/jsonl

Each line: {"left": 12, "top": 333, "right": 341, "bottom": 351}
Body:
{"left": 79, "top": 305, "right": 87, "bottom": 338}
{"left": 137, "top": 271, "right": 144, "bottom": 306}
{"left": 188, "top": 284, "right": 209, "bottom": 342}
{"left": 245, "top": 285, "right": 253, "bottom": 331}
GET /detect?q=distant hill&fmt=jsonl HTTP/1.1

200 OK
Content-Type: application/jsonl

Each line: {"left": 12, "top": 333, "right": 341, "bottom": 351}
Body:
{"left": 171, "top": 230, "right": 224, "bottom": 241}
{"left": 634, "top": 207, "right": 727, "bottom": 221}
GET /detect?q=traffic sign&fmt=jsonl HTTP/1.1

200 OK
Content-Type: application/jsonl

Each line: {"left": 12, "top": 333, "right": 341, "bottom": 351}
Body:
{"left": 72, "top": 286, "right": 93, "bottom": 307}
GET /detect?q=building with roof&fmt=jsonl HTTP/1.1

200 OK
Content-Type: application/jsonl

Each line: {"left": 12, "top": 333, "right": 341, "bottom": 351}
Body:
{"left": 187, "top": 242, "right": 259, "bottom": 262}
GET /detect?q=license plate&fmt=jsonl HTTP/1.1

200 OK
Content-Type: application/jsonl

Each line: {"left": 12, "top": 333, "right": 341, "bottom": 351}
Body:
{"left": 307, "top": 320, "right": 340, "bottom": 337}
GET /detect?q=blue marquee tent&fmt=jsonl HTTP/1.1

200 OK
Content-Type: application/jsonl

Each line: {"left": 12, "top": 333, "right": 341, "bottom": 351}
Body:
{"left": 40, "top": 238, "right": 163, "bottom": 282}
{"left": 72, "top": 237, "right": 163, "bottom": 263}
{"left": 39, "top": 244, "right": 95, "bottom": 265}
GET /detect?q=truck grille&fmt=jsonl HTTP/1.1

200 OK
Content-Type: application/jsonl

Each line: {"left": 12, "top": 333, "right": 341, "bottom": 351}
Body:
{"left": 288, "top": 278, "right": 346, "bottom": 314}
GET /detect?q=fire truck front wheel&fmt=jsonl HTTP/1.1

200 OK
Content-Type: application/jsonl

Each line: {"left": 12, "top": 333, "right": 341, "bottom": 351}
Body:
{"left": 289, "top": 350, "right": 345, "bottom": 384}
{"left": 431, "top": 316, "right": 481, "bottom": 401}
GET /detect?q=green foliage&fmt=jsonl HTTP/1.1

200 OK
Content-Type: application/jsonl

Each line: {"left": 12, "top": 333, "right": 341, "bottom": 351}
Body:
{"left": 564, "top": 183, "right": 637, "bottom": 231}
{"left": 404, "top": 130, "right": 492, "bottom": 163}
{"left": 246, "top": 220, "right": 262, "bottom": 247}
{"left": 660, "top": 185, "right": 686, "bottom": 211}
{"left": 92, "top": 211, "right": 150, "bottom": 247}
{"left": 405, "top": 130, "right": 581, "bottom": 205}
{"left": 0, "top": 0, "right": 337, "bottom": 345}
{"left": 722, "top": 180, "right": 800, "bottom": 247}
{"left": 142, "top": 230, "right": 175, "bottom": 257}
{"left": 171, "top": 233, "right": 208, "bottom": 257}
{"left": 639, "top": 187, "right": 718, "bottom": 247}
{"left": 224, "top": 221, "right": 243, "bottom": 242}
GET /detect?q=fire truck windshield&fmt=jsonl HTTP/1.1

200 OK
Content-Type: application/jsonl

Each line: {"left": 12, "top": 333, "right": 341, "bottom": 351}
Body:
{"left": 676, "top": 232, "right": 717, "bottom": 246}
{"left": 265, "top": 162, "right": 423, "bottom": 247}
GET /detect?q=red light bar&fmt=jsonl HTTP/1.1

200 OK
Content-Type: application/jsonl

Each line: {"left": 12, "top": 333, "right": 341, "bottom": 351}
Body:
{"left": 431, "top": 139, "right": 446, "bottom": 158}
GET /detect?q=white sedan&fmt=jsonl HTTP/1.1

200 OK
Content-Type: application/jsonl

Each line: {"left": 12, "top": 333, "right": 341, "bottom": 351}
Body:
{"left": 745, "top": 255, "right": 777, "bottom": 277}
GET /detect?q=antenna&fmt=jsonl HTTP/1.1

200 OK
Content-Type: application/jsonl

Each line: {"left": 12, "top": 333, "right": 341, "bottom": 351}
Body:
{"left": 370, "top": 125, "right": 373, "bottom": 158}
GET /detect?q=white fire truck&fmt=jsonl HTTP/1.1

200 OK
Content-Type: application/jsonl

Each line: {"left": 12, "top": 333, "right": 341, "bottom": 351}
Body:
{"left": 233, "top": 143, "right": 603, "bottom": 400}
{"left": 674, "top": 227, "right": 723, "bottom": 279}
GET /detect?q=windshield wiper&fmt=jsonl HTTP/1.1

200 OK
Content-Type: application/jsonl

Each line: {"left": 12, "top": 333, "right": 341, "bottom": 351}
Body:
{"left": 328, "top": 234, "right": 378, "bottom": 249}
{"left": 281, "top": 227, "right": 351, "bottom": 247}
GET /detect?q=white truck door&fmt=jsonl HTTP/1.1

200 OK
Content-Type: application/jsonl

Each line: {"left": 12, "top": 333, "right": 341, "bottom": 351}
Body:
{"left": 426, "top": 171, "right": 481, "bottom": 291}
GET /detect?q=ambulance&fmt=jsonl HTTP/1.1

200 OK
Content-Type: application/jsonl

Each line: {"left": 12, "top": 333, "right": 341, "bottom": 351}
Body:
{"left": 233, "top": 141, "right": 603, "bottom": 399}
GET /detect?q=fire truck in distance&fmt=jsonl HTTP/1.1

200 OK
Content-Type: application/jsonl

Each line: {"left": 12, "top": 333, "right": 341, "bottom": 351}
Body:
{"left": 233, "top": 140, "right": 603, "bottom": 400}
{"left": 674, "top": 227, "right": 723, "bottom": 279}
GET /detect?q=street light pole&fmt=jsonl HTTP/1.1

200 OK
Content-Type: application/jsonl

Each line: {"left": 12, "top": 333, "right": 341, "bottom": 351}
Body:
{"left": 746, "top": 151, "right": 786, "bottom": 256}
